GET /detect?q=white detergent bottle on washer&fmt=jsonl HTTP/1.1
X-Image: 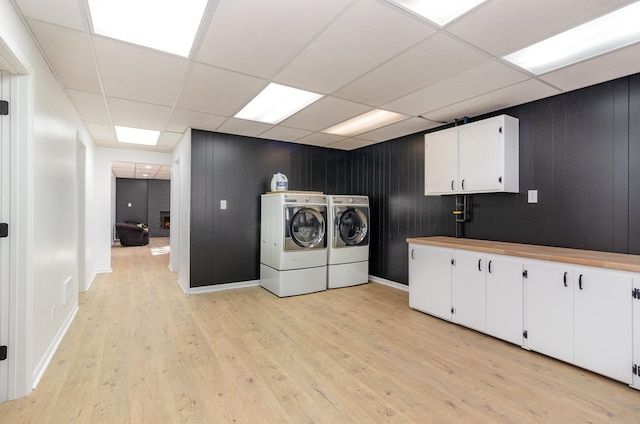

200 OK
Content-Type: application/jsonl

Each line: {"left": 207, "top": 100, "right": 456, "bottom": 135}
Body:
{"left": 270, "top": 172, "right": 288, "bottom": 191}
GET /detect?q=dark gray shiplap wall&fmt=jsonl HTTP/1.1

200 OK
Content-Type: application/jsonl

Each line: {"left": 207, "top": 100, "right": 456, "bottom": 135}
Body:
{"left": 189, "top": 72, "right": 640, "bottom": 288}
{"left": 189, "top": 131, "right": 351, "bottom": 287}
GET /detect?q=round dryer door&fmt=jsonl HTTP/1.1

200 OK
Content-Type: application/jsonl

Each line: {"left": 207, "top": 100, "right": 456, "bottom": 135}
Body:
{"left": 290, "top": 208, "right": 325, "bottom": 248}
{"left": 338, "top": 208, "right": 368, "bottom": 246}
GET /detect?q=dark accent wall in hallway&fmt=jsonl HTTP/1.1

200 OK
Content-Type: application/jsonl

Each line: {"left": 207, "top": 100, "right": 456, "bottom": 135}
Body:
{"left": 188, "top": 72, "right": 640, "bottom": 288}
{"left": 116, "top": 178, "right": 148, "bottom": 225}
{"left": 189, "top": 130, "right": 350, "bottom": 287}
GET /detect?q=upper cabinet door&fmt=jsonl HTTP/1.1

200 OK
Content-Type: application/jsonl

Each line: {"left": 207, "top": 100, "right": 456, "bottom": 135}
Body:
{"left": 424, "top": 128, "right": 458, "bottom": 195}
{"left": 458, "top": 118, "right": 503, "bottom": 193}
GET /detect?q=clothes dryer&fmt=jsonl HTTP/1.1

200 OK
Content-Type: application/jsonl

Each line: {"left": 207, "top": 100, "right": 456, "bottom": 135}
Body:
{"left": 327, "top": 195, "right": 370, "bottom": 289}
{"left": 260, "top": 193, "right": 328, "bottom": 297}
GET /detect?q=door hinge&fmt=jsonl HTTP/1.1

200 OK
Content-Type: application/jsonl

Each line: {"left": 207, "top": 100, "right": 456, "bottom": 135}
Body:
{"left": 523, "top": 330, "right": 528, "bottom": 339}
{"left": 0, "top": 223, "right": 7, "bottom": 238}
{"left": 0, "top": 100, "right": 8, "bottom": 116}
{"left": 0, "top": 345, "right": 6, "bottom": 361}
{"left": 522, "top": 269, "right": 528, "bottom": 278}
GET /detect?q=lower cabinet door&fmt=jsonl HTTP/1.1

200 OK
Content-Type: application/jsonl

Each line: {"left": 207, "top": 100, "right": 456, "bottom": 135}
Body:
{"left": 526, "top": 260, "right": 574, "bottom": 364}
{"left": 408, "top": 244, "right": 452, "bottom": 321}
{"left": 485, "top": 255, "right": 523, "bottom": 345}
{"left": 453, "top": 250, "right": 486, "bottom": 332}
{"left": 573, "top": 267, "right": 632, "bottom": 384}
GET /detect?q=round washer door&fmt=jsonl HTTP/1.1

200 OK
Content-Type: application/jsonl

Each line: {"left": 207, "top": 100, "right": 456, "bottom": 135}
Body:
{"left": 290, "top": 207, "right": 325, "bottom": 248}
{"left": 338, "top": 208, "right": 368, "bottom": 246}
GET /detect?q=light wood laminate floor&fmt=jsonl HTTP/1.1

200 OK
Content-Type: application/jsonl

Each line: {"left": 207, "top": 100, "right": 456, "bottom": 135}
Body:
{"left": 1, "top": 237, "right": 639, "bottom": 423}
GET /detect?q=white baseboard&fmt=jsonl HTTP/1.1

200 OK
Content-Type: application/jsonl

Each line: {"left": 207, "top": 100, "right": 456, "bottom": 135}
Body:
{"left": 189, "top": 279, "right": 260, "bottom": 295}
{"left": 81, "top": 271, "right": 98, "bottom": 292}
{"left": 369, "top": 275, "right": 408, "bottom": 292}
{"left": 31, "top": 303, "right": 79, "bottom": 389}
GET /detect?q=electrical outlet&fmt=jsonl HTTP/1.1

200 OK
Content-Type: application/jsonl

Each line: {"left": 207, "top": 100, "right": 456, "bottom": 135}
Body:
{"left": 528, "top": 190, "right": 538, "bottom": 204}
{"left": 220, "top": 200, "right": 227, "bottom": 210}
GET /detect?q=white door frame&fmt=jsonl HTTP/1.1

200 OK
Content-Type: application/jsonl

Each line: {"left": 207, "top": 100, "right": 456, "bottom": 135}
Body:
{"left": 0, "top": 33, "right": 34, "bottom": 401}
{"left": 0, "top": 70, "right": 9, "bottom": 402}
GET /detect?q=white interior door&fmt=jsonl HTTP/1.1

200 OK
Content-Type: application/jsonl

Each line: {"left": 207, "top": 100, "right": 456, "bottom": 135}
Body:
{"left": 0, "top": 69, "right": 9, "bottom": 402}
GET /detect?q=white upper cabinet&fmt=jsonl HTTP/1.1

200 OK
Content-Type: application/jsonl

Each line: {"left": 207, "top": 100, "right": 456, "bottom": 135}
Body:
{"left": 424, "top": 127, "right": 458, "bottom": 194}
{"left": 425, "top": 115, "right": 519, "bottom": 195}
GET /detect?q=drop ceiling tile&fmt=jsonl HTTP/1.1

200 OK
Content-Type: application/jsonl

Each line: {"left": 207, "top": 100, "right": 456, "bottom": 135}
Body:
{"left": 280, "top": 96, "right": 371, "bottom": 132}
{"left": 356, "top": 117, "right": 443, "bottom": 142}
{"left": 295, "top": 132, "right": 346, "bottom": 148}
{"left": 111, "top": 162, "right": 135, "bottom": 178}
{"left": 107, "top": 97, "right": 172, "bottom": 130}
{"left": 275, "top": 0, "right": 436, "bottom": 93}
{"left": 86, "top": 122, "right": 117, "bottom": 143}
{"left": 326, "top": 138, "right": 376, "bottom": 150}
{"left": 15, "top": 0, "right": 86, "bottom": 31}
{"left": 197, "top": 0, "right": 352, "bottom": 78}
{"left": 27, "top": 19, "right": 101, "bottom": 93}
{"left": 166, "top": 108, "right": 227, "bottom": 133}
{"left": 446, "top": 0, "right": 635, "bottom": 56}
{"left": 539, "top": 43, "right": 640, "bottom": 92}
{"left": 94, "top": 37, "right": 190, "bottom": 106}
{"left": 383, "top": 60, "right": 530, "bottom": 116}
{"left": 335, "top": 33, "right": 488, "bottom": 106}
{"left": 177, "top": 62, "right": 266, "bottom": 116}
{"left": 155, "top": 132, "right": 181, "bottom": 152}
{"left": 422, "top": 79, "right": 561, "bottom": 123}
{"left": 217, "top": 118, "right": 273, "bottom": 137}
{"left": 259, "top": 126, "right": 313, "bottom": 142}
{"left": 67, "top": 89, "right": 109, "bottom": 124}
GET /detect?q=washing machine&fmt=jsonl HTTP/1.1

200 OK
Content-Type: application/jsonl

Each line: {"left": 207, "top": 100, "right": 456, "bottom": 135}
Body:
{"left": 260, "top": 193, "right": 328, "bottom": 297}
{"left": 327, "top": 195, "right": 370, "bottom": 289}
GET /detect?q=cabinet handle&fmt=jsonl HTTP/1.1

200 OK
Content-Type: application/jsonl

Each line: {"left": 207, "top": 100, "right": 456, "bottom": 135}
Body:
{"left": 411, "top": 249, "right": 414, "bottom": 260}
{"left": 478, "top": 259, "right": 482, "bottom": 271}
{"left": 451, "top": 180, "right": 455, "bottom": 191}
{"left": 579, "top": 274, "right": 583, "bottom": 290}
{"left": 563, "top": 272, "right": 567, "bottom": 287}
{"left": 488, "top": 260, "right": 493, "bottom": 273}
{"left": 462, "top": 179, "right": 466, "bottom": 190}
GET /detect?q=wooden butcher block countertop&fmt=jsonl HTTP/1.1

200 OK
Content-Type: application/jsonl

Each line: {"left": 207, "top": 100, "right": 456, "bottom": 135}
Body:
{"left": 406, "top": 236, "right": 640, "bottom": 273}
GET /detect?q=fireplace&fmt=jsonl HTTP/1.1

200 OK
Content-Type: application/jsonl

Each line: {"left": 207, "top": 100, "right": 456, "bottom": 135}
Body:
{"left": 160, "top": 211, "right": 170, "bottom": 229}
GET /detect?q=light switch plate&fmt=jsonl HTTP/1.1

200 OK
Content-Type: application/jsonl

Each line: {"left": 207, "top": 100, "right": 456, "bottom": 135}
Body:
{"left": 528, "top": 190, "right": 538, "bottom": 204}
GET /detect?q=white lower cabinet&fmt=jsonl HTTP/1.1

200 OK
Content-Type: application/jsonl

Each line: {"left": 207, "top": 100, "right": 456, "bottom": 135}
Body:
{"left": 453, "top": 251, "right": 488, "bottom": 332}
{"left": 484, "top": 255, "right": 524, "bottom": 345}
{"left": 525, "top": 261, "right": 575, "bottom": 364}
{"left": 408, "top": 241, "right": 638, "bottom": 388}
{"left": 408, "top": 244, "right": 452, "bottom": 321}
{"left": 573, "top": 267, "right": 632, "bottom": 383}
{"left": 525, "top": 260, "right": 633, "bottom": 384}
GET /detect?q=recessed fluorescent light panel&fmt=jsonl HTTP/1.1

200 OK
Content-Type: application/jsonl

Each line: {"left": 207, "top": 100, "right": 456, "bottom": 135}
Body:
{"left": 115, "top": 126, "right": 160, "bottom": 146}
{"left": 387, "top": 0, "right": 487, "bottom": 26}
{"left": 88, "top": 0, "right": 208, "bottom": 57}
{"left": 504, "top": 2, "right": 640, "bottom": 75}
{"left": 234, "top": 83, "right": 323, "bottom": 124}
{"left": 323, "top": 109, "right": 408, "bottom": 137}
